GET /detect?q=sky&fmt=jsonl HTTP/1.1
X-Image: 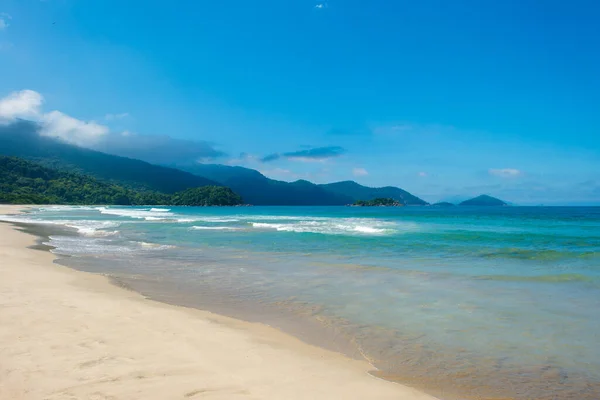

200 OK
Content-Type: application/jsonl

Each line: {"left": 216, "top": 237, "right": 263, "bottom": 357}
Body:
{"left": 0, "top": 0, "right": 599, "bottom": 204}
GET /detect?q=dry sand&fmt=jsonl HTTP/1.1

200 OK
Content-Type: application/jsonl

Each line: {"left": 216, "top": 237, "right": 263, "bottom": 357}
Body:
{"left": 0, "top": 205, "right": 437, "bottom": 400}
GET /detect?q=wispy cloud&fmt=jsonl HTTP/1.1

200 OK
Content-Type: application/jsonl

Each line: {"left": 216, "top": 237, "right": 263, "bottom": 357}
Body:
{"left": 418, "top": 171, "right": 428, "bottom": 177}
{"left": 0, "top": 13, "right": 11, "bottom": 31}
{"left": 314, "top": 3, "right": 327, "bottom": 9}
{"left": 353, "top": 168, "right": 368, "bottom": 177}
{"left": 489, "top": 168, "right": 522, "bottom": 178}
{"left": 104, "top": 112, "right": 130, "bottom": 121}
{"left": 260, "top": 153, "right": 281, "bottom": 163}
{"left": 261, "top": 146, "right": 346, "bottom": 163}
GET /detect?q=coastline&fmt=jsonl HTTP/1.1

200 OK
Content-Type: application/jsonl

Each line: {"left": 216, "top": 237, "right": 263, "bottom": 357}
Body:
{"left": 0, "top": 205, "right": 436, "bottom": 400}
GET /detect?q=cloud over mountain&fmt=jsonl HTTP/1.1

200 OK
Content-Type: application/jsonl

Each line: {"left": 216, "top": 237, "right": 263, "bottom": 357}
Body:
{"left": 261, "top": 146, "right": 346, "bottom": 163}
{"left": 0, "top": 89, "right": 225, "bottom": 164}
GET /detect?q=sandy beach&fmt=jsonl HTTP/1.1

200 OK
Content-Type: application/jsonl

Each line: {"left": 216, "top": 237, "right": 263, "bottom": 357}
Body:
{"left": 0, "top": 205, "right": 436, "bottom": 400}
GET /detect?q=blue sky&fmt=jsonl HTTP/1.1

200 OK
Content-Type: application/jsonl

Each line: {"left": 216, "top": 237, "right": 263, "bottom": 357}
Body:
{"left": 0, "top": 0, "right": 599, "bottom": 204}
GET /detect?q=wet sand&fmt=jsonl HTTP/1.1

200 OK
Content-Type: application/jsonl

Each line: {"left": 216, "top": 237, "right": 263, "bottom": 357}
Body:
{"left": 0, "top": 205, "right": 436, "bottom": 400}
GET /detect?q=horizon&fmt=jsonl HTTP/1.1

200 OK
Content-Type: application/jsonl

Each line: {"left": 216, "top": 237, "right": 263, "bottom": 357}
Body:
{"left": 1, "top": 1, "right": 599, "bottom": 205}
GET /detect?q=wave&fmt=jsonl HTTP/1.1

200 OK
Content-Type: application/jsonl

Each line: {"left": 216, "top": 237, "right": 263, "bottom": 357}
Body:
{"left": 250, "top": 219, "right": 401, "bottom": 236}
{"left": 136, "top": 241, "right": 176, "bottom": 250}
{"left": 96, "top": 206, "right": 175, "bottom": 221}
{"left": 0, "top": 214, "right": 121, "bottom": 237}
{"left": 191, "top": 226, "right": 241, "bottom": 231}
{"left": 37, "top": 205, "right": 100, "bottom": 212}
{"left": 45, "top": 235, "right": 134, "bottom": 255}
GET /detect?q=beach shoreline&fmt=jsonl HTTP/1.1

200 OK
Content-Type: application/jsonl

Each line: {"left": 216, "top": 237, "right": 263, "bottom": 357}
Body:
{"left": 0, "top": 205, "right": 436, "bottom": 400}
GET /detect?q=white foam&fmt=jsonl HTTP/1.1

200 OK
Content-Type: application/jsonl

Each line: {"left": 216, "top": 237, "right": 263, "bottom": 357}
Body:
{"left": 250, "top": 218, "right": 399, "bottom": 236}
{"left": 150, "top": 208, "right": 171, "bottom": 212}
{"left": 45, "top": 235, "right": 133, "bottom": 255}
{"left": 136, "top": 241, "right": 176, "bottom": 250}
{"left": 191, "top": 226, "right": 241, "bottom": 231}
{"left": 96, "top": 207, "right": 175, "bottom": 221}
{"left": 37, "top": 205, "right": 100, "bottom": 212}
{"left": 0, "top": 214, "right": 122, "bottom": 237}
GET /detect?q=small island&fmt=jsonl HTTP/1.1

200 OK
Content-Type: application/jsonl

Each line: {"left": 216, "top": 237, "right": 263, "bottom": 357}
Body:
{"left": 352, "top": 198, "right": 403, "bottom": 207}
{"left": 459, "top": 194, "right": 507, "bottom": 206}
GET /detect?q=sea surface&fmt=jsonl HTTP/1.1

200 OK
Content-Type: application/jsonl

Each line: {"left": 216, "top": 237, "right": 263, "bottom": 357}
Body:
{"left": 3, "top": 205, "right": 600, "bottom": 399}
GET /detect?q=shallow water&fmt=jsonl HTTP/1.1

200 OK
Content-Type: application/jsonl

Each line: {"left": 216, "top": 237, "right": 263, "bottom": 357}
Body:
{"left": 3, "top": 205, "right": 600, "bottom": 399}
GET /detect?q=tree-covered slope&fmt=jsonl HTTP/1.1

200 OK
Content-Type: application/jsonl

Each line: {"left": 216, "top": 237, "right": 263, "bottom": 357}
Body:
{"left": 320, "top": 181, "right": 428, "bottom": 205}
{"left": 0, "top": 121, "right": 219, "bottom": 193}
{"left": 178, "top": 164, "right": 352, "bottom": 205}
{"left": 353, "top": 198, "right": 403, "bottom": 207}
{"left": 0, "top": 156, "right": 242, "bottom": 206}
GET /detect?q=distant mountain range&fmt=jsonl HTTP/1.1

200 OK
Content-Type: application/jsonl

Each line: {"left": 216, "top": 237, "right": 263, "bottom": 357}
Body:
{"left": 0, "top": 120, "right": 507, "bottom": 206}
{"left": 177, "top": 164, "right": 428, "bottom": 206}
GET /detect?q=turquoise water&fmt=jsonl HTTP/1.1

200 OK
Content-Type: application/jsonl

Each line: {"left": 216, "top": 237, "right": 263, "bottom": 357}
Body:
{"left": 3, "top": 206, "right": 600, "bottom": 399}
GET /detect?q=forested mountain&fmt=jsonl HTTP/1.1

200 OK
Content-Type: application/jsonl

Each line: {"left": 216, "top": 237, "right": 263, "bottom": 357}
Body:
{"left": 0, "top": 120, "right": 427, "bottom": 206}
{"left": 0, "top": 156, "right": 242, "bottom": 206}
{"left": 0, "top": 121, "right": 218, "bottom": 193}
{"left": 320, "top": 181, "right": 428, "bottom": 206}
{"left": 178, "top": 164, "right": 352, "bottom": 205}
{"left": 178, "top": 164, "right": 428, "bottom": 206}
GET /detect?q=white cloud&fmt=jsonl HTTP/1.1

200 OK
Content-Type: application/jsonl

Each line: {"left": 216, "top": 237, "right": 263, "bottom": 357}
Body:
{"left": 0, "top": 13, "right": 11, "bottom": 31}
{"left": 41, "top": 111, "right": 109, "bottom": 146}
{"left": 0, "top": 89, "right": 110, "bottom": 146}
{"left": 418, "top": 171, "right": 428, "bottom": 177}
{"left": 353, "top": 167, "right": 368, "bottom": 177}
{"left": 489, "top": 168, "right": 522, "bottom": 178}
{"left": 105, "top": 112, "right": 129, "bottom": 121}
{"left": 0, "top": 90, "right": 43, "bottom": 123}
{"left": 315, "top": 3, "right": 327, "bottom": 9}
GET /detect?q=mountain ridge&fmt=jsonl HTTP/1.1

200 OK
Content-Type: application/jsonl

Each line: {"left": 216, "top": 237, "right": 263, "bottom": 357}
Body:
{"left": 0, "top": 121, "right": 219, "bottom": 193}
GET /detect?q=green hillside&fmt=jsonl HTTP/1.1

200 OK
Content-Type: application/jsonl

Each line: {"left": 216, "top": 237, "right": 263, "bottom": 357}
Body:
{"left": 0, "top": 156, "right": 242, "bottom": 206}
{"left": 320, "top": 181, "right": 428, "bottom": 205}
{"left": 178, "top": 164, "right": 352, "bottom": 205}
{"left": 179, "top": 164, "right": 428, "bottom": 206}
{"left": 0, "top": 121, "right": 219, "bottom": 193}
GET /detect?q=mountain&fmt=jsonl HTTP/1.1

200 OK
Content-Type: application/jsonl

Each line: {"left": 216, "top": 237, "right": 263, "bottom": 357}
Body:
{"left": 0, "top": 156, "right": 242, "bottom": 206}
{"left": 320, "top": 181, "right": 428, "bottom": 205}
{"left": 459, "top": 194, "right": 507, "bottom": 206}
{"left": 178, "top": 164, "right": 427, "bottom": 206}
{"left": 0, "top": 121, "right": 219, "bottom": 193}
{"left": 432, "top": 201, "right": 455, "bottom": 207}
{"left": 0, "top": 120, "right": 427, "bottom": 206}
{"left": 177, "top": 164, "right": 352, "bottom": 205}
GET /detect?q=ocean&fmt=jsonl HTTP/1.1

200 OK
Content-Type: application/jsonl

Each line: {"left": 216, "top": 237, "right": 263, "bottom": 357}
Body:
{"left": 2, "top": 205, "right": 600, "bottom": 399}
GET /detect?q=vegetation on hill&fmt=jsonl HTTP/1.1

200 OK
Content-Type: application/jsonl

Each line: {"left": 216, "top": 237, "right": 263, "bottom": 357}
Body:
{"left": 179, "top": 164, "right": 428, "bottom": 206}
{"left": 459, "top": 194, "right": 507, "bottom": 206}
{"left": 179, "top": 164, "right": 352, "bottom": 205}
{"left": 432, "top": 201, "right": 455, "bottom": 207}
{"left": 320, "top": 181, "right": 428, "bottom": 206}
{"left": 0, "top": 121, "right": 427, "bottom": 206}
{"left": 171, "top": 186, "right": 243, "bottom": 206}
{"left": 352, "top": 198, "right": 403, "bottom": 207}
{"left": 0, "top": 121, "right": 219, "bottom": 193}
{"left": 0, "top": 156, "right": 243, "bottom": 206}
